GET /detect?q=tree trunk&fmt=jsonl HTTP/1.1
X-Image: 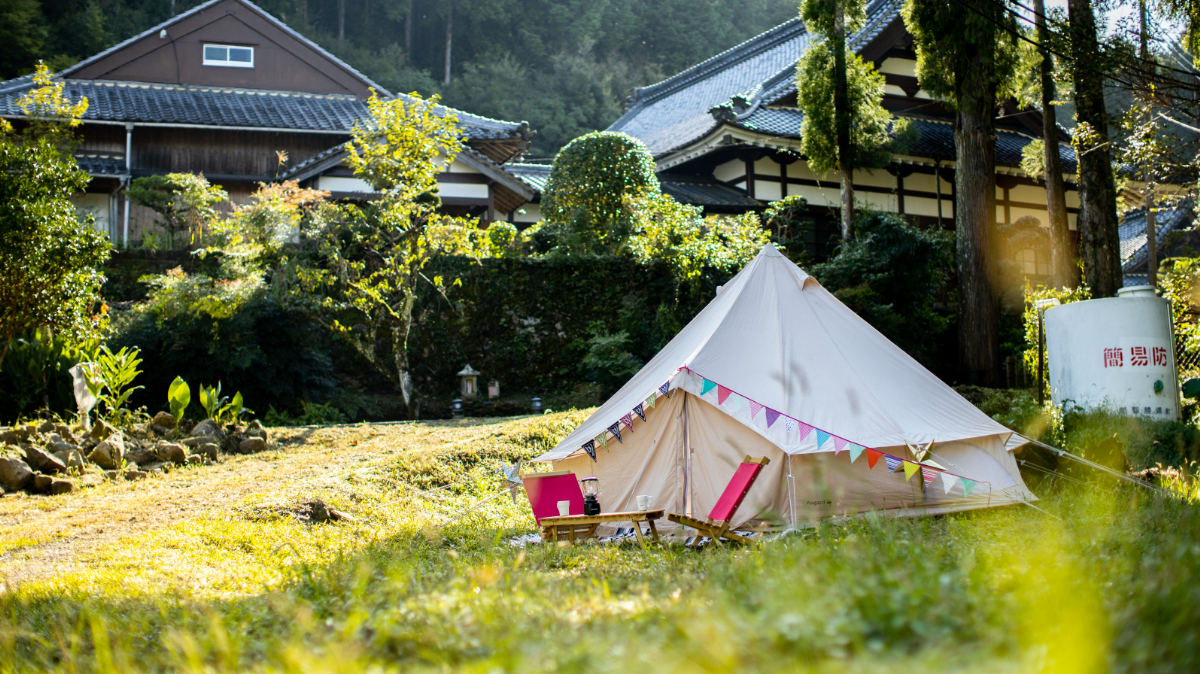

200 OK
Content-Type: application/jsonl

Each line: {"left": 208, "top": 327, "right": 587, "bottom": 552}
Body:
{"left": 444, "top": 10, "right": 453, "bottom": 86}
{"left": 405, "top": 3, "right": 412, "bottom": 56}
{"left": 1068, "top": 0, "right": 1122, "bottom": 296}
{"left": 1141, "top": 0, "right": 1158, "bottom": 288}
{"left": 1034, "top": 0, "right": 1074, "bottom": 289}
{"left": 338, "top": 0, "right": 346, "bottom": 41}
{"left": 834, "top": 1, "right": 855, "bottom": 240}
{"left": 955, "top": 36, "right": 1000, "bottom": 385}
{"left": 393, "top": 288, "right": 418, "bottom": 419}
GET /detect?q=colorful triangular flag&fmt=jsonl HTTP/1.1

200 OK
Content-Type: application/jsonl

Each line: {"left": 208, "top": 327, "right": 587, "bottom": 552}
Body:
{"left": 620, "top": 414, "right": 634, "bottom": 431}
{"left": 701, "top": 378, "right": 717, "bottom": 396}
{"left": 749, "top": 400, "right": 764, "bottom": 418}
{"left": 815, "top": 429, "right": 831, "bottom": 449}
{"left": 885, "top": 456, "right": 902, "bottom": 474}
{"left": 921, "top": 466, "right": 939, "bottom": 485}
{"left": 633, "top": 404, "right": 646, "bottom": 422}
{"left": 848, "top": 444, "right": 865, "bottom": 463}
{"left": 867, "top": 449, "right": 882, "bottom": 469}
{"left": 961, "top": 479, "right": 977, "bottom": 497}
{"left": 784, "top": 418, "right": 797, "bottom": 433}
{"left": 645, "top": 395, "right": 656, "bottom": 409}
{"left": 659, "top": 382, "right": 671, "bottom": 397}
{"left": 608, "top": 422, "right": 622, "bottom": 443}
{"left": 833, "top": 437, "right": 848, "bottom": 452}
{"left": 582, "top": 440, "right": 597, "bottom": 462}
{"left": 903, "top": 461, "right": 920, "bottom": 481}
{"left": 595, "top": 434, "right": 607, "bottom": 451}
{"left": 796, "top": 422, "right": 814, "bottom": 440}
{"left": 940, "top": 472, "right": 959, "bottom": 494}
{"left": 765, "top": 408, "right": 781, "bottom": 428}
{"left": 717, "top": 385, "right": 732, "bottom": 405}
{"left": 728, "top": 394, "right": 749, "bottom": 413}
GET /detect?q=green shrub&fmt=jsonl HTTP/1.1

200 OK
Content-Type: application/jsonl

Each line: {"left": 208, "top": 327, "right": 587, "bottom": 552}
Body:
{"left": 0, "top": 329, "right": 88, "bottom": 422}
{"left": 813, "top": 211, "right": 953, "bottom": 370}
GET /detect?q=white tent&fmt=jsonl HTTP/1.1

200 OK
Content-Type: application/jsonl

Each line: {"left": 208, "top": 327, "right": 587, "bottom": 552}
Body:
{"left": 532, "top": 244, "right": 1036, "bottom": 529}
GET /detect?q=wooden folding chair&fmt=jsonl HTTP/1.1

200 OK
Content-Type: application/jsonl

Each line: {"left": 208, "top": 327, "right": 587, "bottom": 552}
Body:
{"left": 667, "top": 455, "right": 770, "bottom": 546}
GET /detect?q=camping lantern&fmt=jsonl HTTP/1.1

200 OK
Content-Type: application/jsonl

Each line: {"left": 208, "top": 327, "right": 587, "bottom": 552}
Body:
{"left": 531, "top": 397, "right": 543, "bottom": 414}
{"left": 580, "top": 477, "right": 601, "bottom": 515}
{"left": 457, "top": 365, "right": 480, "bottom": 398}
{"left": 451, "top": 398, "right": 464, "bottom": 419}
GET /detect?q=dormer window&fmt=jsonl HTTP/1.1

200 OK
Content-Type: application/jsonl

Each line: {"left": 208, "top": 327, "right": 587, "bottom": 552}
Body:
{"left": 203, "top": 44, "right": 254, "bottom": 68}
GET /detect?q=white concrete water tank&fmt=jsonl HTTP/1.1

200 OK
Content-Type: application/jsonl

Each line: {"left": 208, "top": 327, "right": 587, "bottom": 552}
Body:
{"left": 1044, "top": 285, "right": 1180, "bottom": 420}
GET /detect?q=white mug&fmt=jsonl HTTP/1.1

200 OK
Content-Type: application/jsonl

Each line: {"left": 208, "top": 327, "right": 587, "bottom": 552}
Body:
{"left": 636, "top": 495, "right": 653, "bottom": 511}
{"left": 556, "top": 500, "right": 571, "bottom": 517}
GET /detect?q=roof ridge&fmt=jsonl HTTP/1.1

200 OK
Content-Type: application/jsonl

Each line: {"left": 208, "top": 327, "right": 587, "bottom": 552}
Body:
{"left": 62, "top": 79, "right": 362, "bottom": 99}
{"left": 56, "top": 0, "right": 394, "bottom": 97}
{"left": 619, "top": 18, "right": 808, "bottom": 116}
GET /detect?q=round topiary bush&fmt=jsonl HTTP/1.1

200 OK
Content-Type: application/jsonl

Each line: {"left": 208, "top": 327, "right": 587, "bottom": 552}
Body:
{"left": 541, "top": 131, "right": 660, "bottom": 254}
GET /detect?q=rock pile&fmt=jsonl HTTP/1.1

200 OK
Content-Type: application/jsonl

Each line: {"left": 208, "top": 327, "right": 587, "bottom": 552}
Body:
{"left": 0, "top": 413, "right": 275, "bottom": 498}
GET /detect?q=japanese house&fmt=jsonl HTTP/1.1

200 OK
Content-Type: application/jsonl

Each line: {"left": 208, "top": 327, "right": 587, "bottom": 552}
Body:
{"left": 0, "top": 0, "right": 534, "bottom": 246}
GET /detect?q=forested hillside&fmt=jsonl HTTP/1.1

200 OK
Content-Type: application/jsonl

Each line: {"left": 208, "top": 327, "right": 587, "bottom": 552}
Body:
{"left": 0, "top": 0, "right": 799, "bottom": 155}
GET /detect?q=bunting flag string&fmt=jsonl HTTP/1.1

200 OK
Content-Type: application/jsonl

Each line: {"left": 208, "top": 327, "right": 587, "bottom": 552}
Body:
{"left": 607, "top": 422, "right": 622, "bottom": 443}
{"left": 940, "top": 472, "right": 959, "bottom": 494}
{"left": 568, "top": 367, "right": 990, "bottom": 500}
{"left": 867, "top": 449, "right": 882, "bottom": 469}
{"left": 816, "top": 429, "right": 831, "bottom": 450}
{"left": 961, "top": 479, "right": 977, "bottom": 497}
{"left": 885, "top": 456, "right": 902, "bottom": 474}
{"left": 765, "top": 408, "right": 781, "bottom": 428}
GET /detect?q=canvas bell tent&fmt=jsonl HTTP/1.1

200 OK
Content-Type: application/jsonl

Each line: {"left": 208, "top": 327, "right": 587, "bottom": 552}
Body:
{"left": 532, "top": 244, "right": 1036, "bottom": 530}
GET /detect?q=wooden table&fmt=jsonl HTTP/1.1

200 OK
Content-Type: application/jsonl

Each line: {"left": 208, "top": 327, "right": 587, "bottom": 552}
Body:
{"left": 538, "top": 509, "right": 664, "bottom": 549}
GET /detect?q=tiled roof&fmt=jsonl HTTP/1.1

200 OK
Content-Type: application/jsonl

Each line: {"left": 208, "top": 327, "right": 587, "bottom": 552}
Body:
{"left": 506, "top": 163, "right": 552, "bottom": 193}
{"left": 504, "top": 163, "right": 757, "bottom": 209}
{"left": 1120, "top": 199, "right": 1194, "bottom": 272}
{"left": 659, "top": 174, "right": 760, "bottom": 208}
{"left": 74, "top": 154, "right": 128, "bottom": 177}
{"left": 608, "top": 0, "right": 902, "bottom": 157}
{"left": 730, "top": 108, "right": 1080, "bottom": 171}
{"left": 0, "top": 79, "right": 528, "bottom": 140}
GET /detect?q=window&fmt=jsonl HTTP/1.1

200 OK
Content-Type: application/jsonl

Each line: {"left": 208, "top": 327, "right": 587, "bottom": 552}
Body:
{"left": 203, "top": 44, "right": 254, "bottom": 68}
{"left": 1015, "top": 248, "right": 1051, "bottom": 276}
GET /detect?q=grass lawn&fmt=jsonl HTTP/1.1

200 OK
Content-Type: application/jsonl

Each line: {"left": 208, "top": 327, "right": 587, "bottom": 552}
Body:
{"left": 1, "top": 410, "right": 1197, "bottom": 673}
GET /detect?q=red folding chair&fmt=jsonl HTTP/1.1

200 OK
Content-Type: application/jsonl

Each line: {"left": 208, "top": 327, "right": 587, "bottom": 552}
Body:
{"left": 667, "top": 455, "right": 770, "bottom": 546}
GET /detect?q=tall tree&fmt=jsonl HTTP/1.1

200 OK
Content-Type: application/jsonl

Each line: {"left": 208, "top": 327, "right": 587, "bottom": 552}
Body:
{"left": 1032, "top": 0, "right": 1075, "bottom": 289}
{"left": 797, "top": 0, "right": 905, "bottom": 240}
{"left": 903, "top": 0, "right": 1019, "bottom": 385}
{"left": 0, "top": 0, "right": 46, "bottom": 79}
{"left": 1067, "top": 0, "right": 1123, "bottom": 296}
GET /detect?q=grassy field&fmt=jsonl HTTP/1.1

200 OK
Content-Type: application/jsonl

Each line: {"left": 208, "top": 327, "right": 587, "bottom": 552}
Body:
{"left": 1, "top": 410, "right": 1198, "bottom": 673}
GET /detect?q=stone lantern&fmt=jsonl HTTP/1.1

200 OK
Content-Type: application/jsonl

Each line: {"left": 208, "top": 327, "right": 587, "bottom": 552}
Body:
{"left": 488, "top": 379, "right": 500, "bottom": 399}
{"left": 457, "top": 364, "right": 481, "bottom": 398}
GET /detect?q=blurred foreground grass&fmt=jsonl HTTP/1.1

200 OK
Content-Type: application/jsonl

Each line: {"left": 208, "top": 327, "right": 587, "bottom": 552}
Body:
{"left": 1, "top": 410, "right": 1198, "bottom": 673}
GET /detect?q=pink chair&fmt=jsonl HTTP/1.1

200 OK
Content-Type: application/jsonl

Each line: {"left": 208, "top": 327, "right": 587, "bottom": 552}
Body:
{"left": 667, "top": 455, "right": 770, "bottom": 545}
{"left": 521, "top": 471, "right": 585, "bottom": 525}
